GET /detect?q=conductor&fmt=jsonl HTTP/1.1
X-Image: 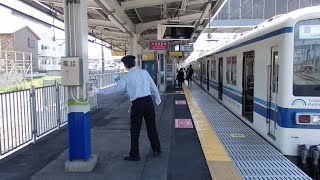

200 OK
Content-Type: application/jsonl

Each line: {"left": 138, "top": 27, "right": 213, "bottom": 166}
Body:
{"left": 116, "top": 55, "right": 162, "bottom": 161}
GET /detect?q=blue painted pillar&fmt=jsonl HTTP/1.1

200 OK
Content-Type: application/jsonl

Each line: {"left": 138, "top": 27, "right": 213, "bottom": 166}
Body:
{"left": 67, "top": 103, "right": 91, "bottom": 160}
{"left": 63, "top": 0, "right": 92, "bottom": 161}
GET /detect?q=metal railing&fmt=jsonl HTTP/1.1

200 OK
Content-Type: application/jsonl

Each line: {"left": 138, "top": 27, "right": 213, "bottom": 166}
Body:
{"left": 34, "top": 85, "right": 59, "bottom": 137}
{"left": 89, "top": 79, "right": 99, "bottom": 110}
{"left": 90, "top": 72, "right": 126, "bottom": 89}
{"left": 59, "top": 85, "right": 68, "bottom": 125}
{"left": 0, "top": 72, "right": 126, "bottom": 160}
{"left": 0, "top": 89, "right": 33, "bottom": 156}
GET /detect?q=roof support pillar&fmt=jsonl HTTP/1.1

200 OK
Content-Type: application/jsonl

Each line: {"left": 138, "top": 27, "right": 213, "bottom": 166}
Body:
{"left": 63, "top": 0, "right": 97, "bottom": 172}
{"left": 128, "top": 34, "right": 140, "bottom": 66}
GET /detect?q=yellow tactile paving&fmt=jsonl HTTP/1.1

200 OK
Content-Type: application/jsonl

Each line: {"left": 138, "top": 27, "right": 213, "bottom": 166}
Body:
{"left": 208, "top": 161, "right": 242, "bottom": 180}
{"left": 205, "top": 154, "right": 232, "bottom": 161}
{"left": 182, "top": 84, "right": 242, "bottom": 180}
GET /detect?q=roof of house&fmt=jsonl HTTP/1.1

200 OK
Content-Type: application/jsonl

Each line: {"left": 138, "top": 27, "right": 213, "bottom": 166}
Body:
{"left": 0, "top": 25, "right": 41, "bottom": 40}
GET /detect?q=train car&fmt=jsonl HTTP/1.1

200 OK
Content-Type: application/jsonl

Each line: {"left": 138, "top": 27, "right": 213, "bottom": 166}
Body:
{"left": 192, "top": 6, "right": 320, "bottom": 156}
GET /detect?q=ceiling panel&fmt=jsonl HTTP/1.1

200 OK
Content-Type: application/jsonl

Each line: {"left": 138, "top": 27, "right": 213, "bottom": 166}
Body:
{"left": 136, "top": 6, "right": 161, "bottom": 23}
{"left": 187, "top": 3, "right": 205, "bottom": 10}
{"left": 167, "top": 1, "right": 182, "bottom": 8}
{"left": 19, "top": 0, "right": 227, "bottom": 50}
{"left": 124, "top": 9, "right": 141, "bottom": 24}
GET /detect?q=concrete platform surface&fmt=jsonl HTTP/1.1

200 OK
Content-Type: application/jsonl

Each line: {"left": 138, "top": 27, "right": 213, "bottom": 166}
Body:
{"left": 0, "top": 86, "right": 211, "bottom": 180}
{"left": 31, "top": 90, "right": 170, "bottom": 180}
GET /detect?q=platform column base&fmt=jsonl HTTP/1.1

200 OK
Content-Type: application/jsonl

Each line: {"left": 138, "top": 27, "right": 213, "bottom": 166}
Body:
{"left": 65, "top": 154, "right": 97, "bottom": 172}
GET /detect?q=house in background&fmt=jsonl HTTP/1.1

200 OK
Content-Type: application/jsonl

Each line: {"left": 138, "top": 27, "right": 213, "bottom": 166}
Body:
{"left": 38, "top": 32, "right": 65, "bottom": 76}
{"left": 0, "top": 26, "right": 41, "bottom": 72}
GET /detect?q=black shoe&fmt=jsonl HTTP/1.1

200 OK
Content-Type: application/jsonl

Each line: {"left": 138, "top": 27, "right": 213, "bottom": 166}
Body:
{"left": 153, "top": 150, "right": 163, "bottom": 157}
{"left": 123, "top": 155, "right": 140, "bottom": 161}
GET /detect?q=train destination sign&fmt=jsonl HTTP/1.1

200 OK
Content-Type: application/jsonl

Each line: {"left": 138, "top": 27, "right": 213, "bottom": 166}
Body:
{"left": 299, "top": 25, "right": 320, "bottom": 39}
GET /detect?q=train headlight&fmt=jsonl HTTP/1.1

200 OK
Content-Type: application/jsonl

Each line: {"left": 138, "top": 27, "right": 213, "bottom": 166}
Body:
{"left": 312, "top": 115, "right": 320, "bottom": 124}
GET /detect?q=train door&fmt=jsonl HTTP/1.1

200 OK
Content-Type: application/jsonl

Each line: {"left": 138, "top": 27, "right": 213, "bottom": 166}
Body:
{"left": 267, "top": 48, "right": 279, "bottom": 139}
{"left": 200, "top": 62, "right": 203, "bottom": 87}
{"left": 207, "top": 60, "right": 210, "bottom": 91}
{"left": 242, "top": 51, "right": 255, "bottom": 122}
{"left": 218, "top": 58, "right": 223, "bottom": 100}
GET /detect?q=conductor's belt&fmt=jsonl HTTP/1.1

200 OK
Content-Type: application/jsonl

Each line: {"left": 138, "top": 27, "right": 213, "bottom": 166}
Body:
{"left": 132, "top": 95, "right": 151, "bottom": 103}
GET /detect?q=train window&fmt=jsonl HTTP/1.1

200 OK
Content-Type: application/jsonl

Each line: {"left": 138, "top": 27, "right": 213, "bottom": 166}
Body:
{"left": 231, "top": 56, "right": 237, "bottom": 85}
{"left": 211, "top": 60, "right": 216, "bottom": 80}
{"left": 272, "top": 52, "right": 279, "bottom": 93}
{"left": 293, "top": 19, "right": 320, "bottom": 96}
{"left": 226, "top": 56, "right": 237, "bottom": 85}
{"left": 202, "top": 63, "right": 206, "bottom": 76}
{"left": 198, "top": 63, "right": 201, "bottom": 78}
{"left": 210, "top": 61, "right": 213, "bottom": 79}
{"left": 227, "top": 57, "right": 232, "bottom": 84}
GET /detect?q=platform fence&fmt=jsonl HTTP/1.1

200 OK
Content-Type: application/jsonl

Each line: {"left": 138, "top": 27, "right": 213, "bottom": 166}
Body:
{"left": 90, "top": 72, "right": 125, "bottom": 89}
{"left": 0, "top": 72, "right": 126, "bottom": 160}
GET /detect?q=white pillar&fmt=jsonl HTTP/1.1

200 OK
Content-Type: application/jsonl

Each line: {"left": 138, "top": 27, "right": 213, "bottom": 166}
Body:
{"left": 101, "top": 43, "right": 105, "bottom": 74}
{"left": 63, "top": 0, "right": 97, "bottom": 172}
{"left": 129, "top": 34, "right": 139, "bottom": 65}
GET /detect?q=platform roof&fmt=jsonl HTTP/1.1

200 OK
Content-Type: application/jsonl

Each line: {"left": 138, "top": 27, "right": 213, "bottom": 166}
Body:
{"left": 21, "top": 0, "right": 227, "bottom": 51}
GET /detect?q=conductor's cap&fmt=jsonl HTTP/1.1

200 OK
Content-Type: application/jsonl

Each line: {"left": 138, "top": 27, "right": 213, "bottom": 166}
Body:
{"left": 121, "top": 55, "right": 135, "bottom": 64}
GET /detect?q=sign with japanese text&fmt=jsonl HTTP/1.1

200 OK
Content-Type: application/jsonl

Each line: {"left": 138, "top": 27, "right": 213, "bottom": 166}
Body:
{"left": 180, "top": 44, "right": 193, "bottom": 52}
{"left": 142, "top": 53, "right": 155, "bottom": 60}
{"left": 169, "top": 51, "right": 182, "bottom": 56}
{"left": 112, "top": 51, "right": 125, "bottom": 56}
{"left": 149, "top": 41, "right": 168, "bottom": 50}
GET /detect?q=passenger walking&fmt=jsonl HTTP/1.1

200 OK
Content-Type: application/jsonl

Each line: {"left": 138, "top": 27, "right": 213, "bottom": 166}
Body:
{"left": 177, "top": 68, "right": 185, "bottom": 88}
{"left": 116, "top": 55, "right": 162, "bottom": 161}
{"left": 186, "top": 65, "right": 194, "bottom": 86}
{"left": 183, "top": 68, "right": 187, "bottom": 83}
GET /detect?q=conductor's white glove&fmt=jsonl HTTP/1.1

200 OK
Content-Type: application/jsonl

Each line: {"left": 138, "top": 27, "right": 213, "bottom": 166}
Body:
{"left": 156, "top": 98, "right": 161, "bottom": 106}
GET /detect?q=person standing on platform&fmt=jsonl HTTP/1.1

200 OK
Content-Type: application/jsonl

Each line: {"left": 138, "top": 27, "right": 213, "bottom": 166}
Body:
{"left": 115, "top": 55, "right": 162, "bottom": 161}
{"left": 186, "top": 65, "right": 194, "bottom": 86}
{"left": 177, "top": 68, "right": 185, "bottom": 88}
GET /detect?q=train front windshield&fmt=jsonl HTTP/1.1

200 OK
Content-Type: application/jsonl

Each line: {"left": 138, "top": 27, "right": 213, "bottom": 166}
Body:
{"left": 293, "top": 19, "right": 320, "bottom": 96}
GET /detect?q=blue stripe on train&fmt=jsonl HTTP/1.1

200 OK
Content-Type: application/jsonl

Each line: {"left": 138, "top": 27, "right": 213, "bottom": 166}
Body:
{"left": 195, "top": 77, "right": 320, "bottom": 129}
{"left": 254, "top": 104, "right": 320, "bottom": 129}
{"left": 215, "top": 27, "right": 293, "bottom": 54}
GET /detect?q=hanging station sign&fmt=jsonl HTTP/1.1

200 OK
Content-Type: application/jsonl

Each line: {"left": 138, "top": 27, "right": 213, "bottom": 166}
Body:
{"left": 149, "top": 41, "right": 169, "bottom": 50}
{"left": 111, "top": 51, "right": 125, "bottom": 56}
{"left": 169, "top": 51, "right": 183, "bottom": 56}
{"left": 142, "top": 53, "right": 155, "bottom": 60}
{"left": 179, "top": 44, "right": 194, "bottom": 52}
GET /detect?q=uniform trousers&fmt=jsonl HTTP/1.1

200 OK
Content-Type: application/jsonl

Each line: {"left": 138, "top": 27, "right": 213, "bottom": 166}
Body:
{"left": 129, "top": 95, "right": 161, "bottom": 157}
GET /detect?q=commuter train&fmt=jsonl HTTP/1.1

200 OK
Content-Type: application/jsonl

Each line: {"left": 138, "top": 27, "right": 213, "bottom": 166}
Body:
{"left": 191, "top": 6, "right": 320, "bottom": 156}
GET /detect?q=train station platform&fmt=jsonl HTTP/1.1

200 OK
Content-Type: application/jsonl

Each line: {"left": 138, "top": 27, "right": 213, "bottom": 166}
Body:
{"left": 0, "top": 85, "right": 210, "bottom": 180}
{"left": 184, "top": 83, "right": 311, "bottom": 180}
{"left": 0, "top": 83, "right": 312, "bottom": 180}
